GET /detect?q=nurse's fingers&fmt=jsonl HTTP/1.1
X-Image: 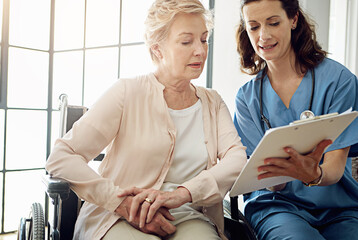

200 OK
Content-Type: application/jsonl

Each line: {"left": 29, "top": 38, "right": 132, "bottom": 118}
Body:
{"left": 257, "top": 163, "right": 290, "bottom": 180}
{"left": 258, "top": 169, "right": 288, "bottom": 180}
{"left": 262, "top": 157, "right": 292, "bottom": 169}
{"left": 310, "top": 139, "right": 332, "bottom": 160}
{"left": 283, "top": 139, "right": 332, "bottom": 162}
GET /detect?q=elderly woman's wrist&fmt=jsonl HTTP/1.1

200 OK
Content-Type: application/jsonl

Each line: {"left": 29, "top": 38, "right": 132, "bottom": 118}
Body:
{"left": 115, "top": 197, "right": 131, "bottom": 218}
{"left": 176, "top": 187, "right": 192, "bottom": 203}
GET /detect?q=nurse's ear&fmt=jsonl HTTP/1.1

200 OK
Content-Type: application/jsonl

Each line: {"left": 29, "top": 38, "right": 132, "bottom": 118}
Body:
{"left": 291, "top": 12, "right": 299, "bottom": 30}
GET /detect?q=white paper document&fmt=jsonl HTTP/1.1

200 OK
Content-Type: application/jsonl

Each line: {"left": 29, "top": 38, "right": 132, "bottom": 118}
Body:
{"left": 230, "top": 110, "right": 358, "bottom": 197}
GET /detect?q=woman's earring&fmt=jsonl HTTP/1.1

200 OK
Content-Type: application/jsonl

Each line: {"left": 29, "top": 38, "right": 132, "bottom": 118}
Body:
{"left": 292, "top": 26, "right": 296, "bottom": 30}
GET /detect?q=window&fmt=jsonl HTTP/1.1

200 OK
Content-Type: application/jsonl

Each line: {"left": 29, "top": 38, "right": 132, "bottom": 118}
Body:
{"left": 0, "top": 0, "right": 213, "bottom": 233}
{"left": 328, "top": 0, "right": 358, "bottom": 75}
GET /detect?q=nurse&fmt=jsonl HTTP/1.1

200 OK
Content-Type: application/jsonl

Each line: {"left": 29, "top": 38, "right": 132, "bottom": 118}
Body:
{"left": 234, "top": 0, "right": 358, "bottom": 239}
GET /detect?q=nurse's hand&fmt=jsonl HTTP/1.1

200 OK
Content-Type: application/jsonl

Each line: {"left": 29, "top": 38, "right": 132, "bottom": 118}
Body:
{"left": 258, "top": 139, "right": 332, "bottom": 183}
{"left": 118, "top": 187, "right": 192, "bottom": 229}
{"left": 267, "top": 183, "right": 287, "bottom": 191}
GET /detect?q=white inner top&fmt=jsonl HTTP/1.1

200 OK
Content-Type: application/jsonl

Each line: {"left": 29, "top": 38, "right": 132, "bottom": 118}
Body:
{"left": 161, "top": 99, "right": 211, "bottom": 225}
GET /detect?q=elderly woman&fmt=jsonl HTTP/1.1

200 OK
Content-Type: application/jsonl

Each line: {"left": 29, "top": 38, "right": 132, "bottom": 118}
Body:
{"left": 46, "top": 0, "right": 247, "bottom": 239}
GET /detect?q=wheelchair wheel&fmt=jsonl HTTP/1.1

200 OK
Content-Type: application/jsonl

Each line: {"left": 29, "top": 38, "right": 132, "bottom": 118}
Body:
{"left": 17, "top": 202, "right": 45, "bottom": 240}
{"left": 18, "top": 217, "right": 26, "bottom": 240}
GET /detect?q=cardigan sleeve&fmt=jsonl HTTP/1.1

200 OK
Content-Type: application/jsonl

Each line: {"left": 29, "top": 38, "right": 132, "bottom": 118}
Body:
{"left": 46, "top": 79, "right": 126, "bottom": 212}
{"left": 182, "top": 91, "right": 247, "bottom": 206}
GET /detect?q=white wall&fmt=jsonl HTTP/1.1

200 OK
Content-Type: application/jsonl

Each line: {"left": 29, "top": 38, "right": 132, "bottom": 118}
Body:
{"left": 331, "top": 0, "right": 358, "bottom": 75}
{"left": 298, "top": 0, "right": 358, "bottom": 75}
{"left": 346, "top": 0, "right": 358, "bottom": 75}
{"left": 299, "top": 0, "right": 330, "bottom": 52}
{"left": 211, "top": 0, "right": 252, "bottom": 115}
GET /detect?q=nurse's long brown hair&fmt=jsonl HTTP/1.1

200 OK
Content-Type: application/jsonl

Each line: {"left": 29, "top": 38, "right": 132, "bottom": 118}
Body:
{"left": 237, "top": 0, "right": 327, "bottom": 75}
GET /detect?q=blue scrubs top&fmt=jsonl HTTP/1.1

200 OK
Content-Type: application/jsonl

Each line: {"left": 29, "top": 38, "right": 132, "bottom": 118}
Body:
{"left": 234, "top": 58, "right": 358, "bottom": 227}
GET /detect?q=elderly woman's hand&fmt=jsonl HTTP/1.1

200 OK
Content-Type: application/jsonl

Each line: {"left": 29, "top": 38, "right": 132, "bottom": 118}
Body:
{"left": 115, "top": 195, "right": 176, "bottom": 237}
{"left": 257, "top": 139, "right": 332, "bottom": 184}
{"left": 118, "top": 187, "right": 192, "bottom": 229}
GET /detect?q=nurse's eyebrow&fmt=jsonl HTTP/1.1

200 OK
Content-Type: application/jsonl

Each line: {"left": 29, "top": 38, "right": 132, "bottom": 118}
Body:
{"left": 266, "top": 15, "right": 281, "bottom": 20}
{"left": 247, "top": 15, "right": 281, "bottom": 23}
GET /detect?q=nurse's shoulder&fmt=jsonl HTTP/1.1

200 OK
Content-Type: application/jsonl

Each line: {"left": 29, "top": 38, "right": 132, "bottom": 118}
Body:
{"left": 316, "top": 58, "right": 356, "bottom": 84}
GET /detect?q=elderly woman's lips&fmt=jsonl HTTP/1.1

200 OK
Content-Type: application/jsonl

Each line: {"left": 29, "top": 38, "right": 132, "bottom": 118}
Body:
{"left": 188, "top": 62, "right": 202, "bottom": 68}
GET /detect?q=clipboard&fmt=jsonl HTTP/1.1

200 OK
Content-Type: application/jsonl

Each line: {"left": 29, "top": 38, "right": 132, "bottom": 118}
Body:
{"left": 229, "top": 110, "right": 358, "bottom": 197}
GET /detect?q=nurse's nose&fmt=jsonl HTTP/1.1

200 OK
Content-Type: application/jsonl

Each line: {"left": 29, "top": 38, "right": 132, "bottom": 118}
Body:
{"left": 259, "top": 26, "right": 272, "bottom": 42}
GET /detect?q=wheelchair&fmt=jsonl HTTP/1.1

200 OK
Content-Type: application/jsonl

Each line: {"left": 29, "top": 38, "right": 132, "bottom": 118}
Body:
{"left": 17, "top": 94, "right": 258, "bottom": 240}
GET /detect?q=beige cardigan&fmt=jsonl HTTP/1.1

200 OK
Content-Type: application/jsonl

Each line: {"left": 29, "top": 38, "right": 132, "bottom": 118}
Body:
{"left": 46, "top": 73, "right": 247, "bottom": 240}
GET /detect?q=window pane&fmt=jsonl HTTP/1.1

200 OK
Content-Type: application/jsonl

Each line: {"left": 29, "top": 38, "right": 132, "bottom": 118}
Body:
{"left": 119, "top": 44, "right": 155, "bottom": 78}
{"left": 0, "top": 110, "right": 4, "bottom": 171}
{"left": 4, "top": 170, "right": 46, "bottom": 232}
{"left": 84, "top": 48, "right": 119, "bottom": 107}
{"left": 6, "top": 110, "right": 47, "bottom": 169}
{"left": 9, "top": 0, "right": 50, "bottom": 50}
{"left": 121, "top": 0, "right": 152, "bottom": 43}
{"left": 54, "top": 0, "right": 85, "bottom": 50}
{"left": 53, "top": 51, "right": 84, "bottom": 108}
{"left": 7, "top": 47, "right": 49, "bottom": 108}
{"left": 202, "top": 0, "right": 210, "bottom": 9}
{"left": 86, "top": 0, "right": 120, "bottom": 47}
{"left": 0, "top": 0, "right": 3, "bottom": 42}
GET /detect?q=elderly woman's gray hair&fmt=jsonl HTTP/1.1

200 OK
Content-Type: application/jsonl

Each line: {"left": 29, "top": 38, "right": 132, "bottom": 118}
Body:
{"left": 144, "top": 0, "right": 214, "bottom": 64}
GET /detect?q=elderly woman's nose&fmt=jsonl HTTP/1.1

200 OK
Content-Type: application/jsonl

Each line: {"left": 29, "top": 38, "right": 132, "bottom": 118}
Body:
{"left": 193, "top": 41, "right": 206, "bottom": 56}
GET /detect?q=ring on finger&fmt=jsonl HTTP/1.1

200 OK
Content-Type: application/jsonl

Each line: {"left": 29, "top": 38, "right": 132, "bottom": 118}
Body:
{"left": 145, "top": 197, "right": 153, "bottom": 204}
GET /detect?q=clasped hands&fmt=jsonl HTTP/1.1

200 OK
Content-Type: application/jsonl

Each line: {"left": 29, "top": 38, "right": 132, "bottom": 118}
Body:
{"left": 258, "top": 139, "right": 332, "bottom": 191}
{"left": 115, "top": 186, "right": 192, "bottom": 237}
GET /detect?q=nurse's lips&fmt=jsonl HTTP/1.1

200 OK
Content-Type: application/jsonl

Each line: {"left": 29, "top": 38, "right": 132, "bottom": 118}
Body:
{"left": 259, "top": 42, "right": 278, "bottom": 50}
{"left": 188, "top": 62, "right": 202, "bottom": 68}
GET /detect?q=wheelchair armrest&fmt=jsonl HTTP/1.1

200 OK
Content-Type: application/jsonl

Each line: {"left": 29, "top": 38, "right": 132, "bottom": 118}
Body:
{"left": 42, "top": 175, "right": 70, "bottom": 200}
